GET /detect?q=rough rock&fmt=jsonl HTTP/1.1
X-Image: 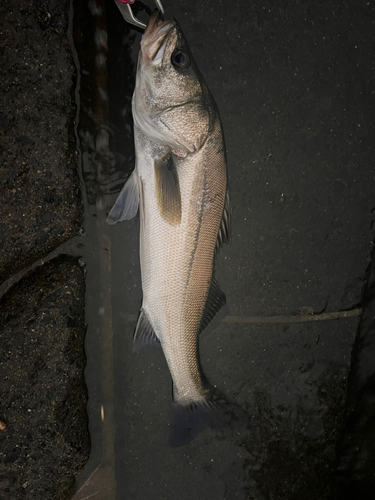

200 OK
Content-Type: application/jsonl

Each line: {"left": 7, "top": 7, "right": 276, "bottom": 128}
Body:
{"left": 0, "top": 256, "right": 89, "bottom": 500}
{"left": 0, "top": 0, "right": 82, "bottom": 283}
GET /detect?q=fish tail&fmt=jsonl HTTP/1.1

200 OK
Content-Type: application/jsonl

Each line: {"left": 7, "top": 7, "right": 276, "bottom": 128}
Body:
{"left": 169, "top": 387, "right": 245, "bottom": 447}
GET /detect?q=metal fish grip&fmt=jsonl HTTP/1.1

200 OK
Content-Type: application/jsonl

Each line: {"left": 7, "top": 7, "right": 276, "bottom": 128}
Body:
{"left": 115, "top": 0, "right": 165, "bottom": 30}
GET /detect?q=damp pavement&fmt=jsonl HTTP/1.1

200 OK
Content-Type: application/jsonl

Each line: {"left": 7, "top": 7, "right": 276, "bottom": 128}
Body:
{"left": 1, "top": 1, "right": 375, "bottom": 500}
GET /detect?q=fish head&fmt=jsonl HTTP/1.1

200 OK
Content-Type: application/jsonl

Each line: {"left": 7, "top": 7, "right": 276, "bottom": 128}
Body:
{"left": 132, "top": 11, "right": 215, "bottom": 154}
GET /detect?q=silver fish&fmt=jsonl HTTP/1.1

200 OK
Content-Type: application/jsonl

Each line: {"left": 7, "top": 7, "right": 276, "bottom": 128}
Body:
{"left": 108, "top": 11, "right": 240, "bottom": 445}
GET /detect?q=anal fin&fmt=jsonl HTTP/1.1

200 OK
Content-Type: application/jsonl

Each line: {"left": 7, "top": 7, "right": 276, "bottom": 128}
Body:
{"left": 133, "top": 309, "right": 160, "bottom": 352}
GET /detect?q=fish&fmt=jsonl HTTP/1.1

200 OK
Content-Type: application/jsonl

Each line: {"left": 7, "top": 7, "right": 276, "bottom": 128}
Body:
{"left": 107, "top": 10, "right": 242, "bottom": 445}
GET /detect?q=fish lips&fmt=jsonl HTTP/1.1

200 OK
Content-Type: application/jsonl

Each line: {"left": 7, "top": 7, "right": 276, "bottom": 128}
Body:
{"left": 141, "top": 10, "right": 176, "bottom": 64}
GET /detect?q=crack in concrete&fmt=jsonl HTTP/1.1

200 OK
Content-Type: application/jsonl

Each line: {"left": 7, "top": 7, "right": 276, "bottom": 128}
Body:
{"left": 223, "top": 308, "right": 363, "bottom": 324}
{"left": 78, "top": 492, "right": 100, "bottom": 500}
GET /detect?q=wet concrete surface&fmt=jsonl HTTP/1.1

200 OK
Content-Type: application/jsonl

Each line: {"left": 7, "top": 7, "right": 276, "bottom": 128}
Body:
{"left": 0, "top": 256, "right": 89, "bottom": 500}
{"left": 72, "top": 1, "right": 375, "bottom": 499}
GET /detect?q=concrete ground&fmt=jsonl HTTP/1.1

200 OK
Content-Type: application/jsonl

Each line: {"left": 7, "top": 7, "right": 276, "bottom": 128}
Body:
{"left": 74, "top": 1, "right": 375, "bottom": 500}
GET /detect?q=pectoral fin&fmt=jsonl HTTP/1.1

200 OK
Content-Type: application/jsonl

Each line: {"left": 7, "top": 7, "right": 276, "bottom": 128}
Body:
{"left": 106, "top": 169, "right": 139, "bottom": 225}
{"left": 154, "top": 153, "right": 181, "bottom": 225}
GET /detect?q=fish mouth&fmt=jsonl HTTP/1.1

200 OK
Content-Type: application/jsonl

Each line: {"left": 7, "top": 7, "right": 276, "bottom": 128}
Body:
{"left": 141, "top": 10, "right": 175, "bottom": 64}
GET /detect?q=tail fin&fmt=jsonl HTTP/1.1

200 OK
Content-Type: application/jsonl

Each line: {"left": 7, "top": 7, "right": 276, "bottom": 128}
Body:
{"left": 169, "top": 387, "right": 245, "bottom": 447}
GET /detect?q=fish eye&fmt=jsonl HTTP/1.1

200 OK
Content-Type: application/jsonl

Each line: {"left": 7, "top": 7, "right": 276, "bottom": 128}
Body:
{"left": 171, "top": 49, "right": 190, "bottom": 70}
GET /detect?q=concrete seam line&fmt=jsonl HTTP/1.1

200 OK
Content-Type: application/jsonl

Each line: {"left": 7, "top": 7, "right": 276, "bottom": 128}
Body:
{"left": 222, "top": 308, "right": 363, "bottom": 324}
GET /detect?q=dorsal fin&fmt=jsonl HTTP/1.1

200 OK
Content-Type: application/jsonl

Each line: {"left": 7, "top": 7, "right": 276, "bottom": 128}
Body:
{"left": 154, "top": 153, "right": 181, "bottom": 225}
{"left": 215, "top": 189, "right": 231, "bottom": 252}
{"left": 199, "top": 276, "right": 226, "bottom": 333}
{"left": 133, "top": 309, "right": 160, "bottom": 352}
